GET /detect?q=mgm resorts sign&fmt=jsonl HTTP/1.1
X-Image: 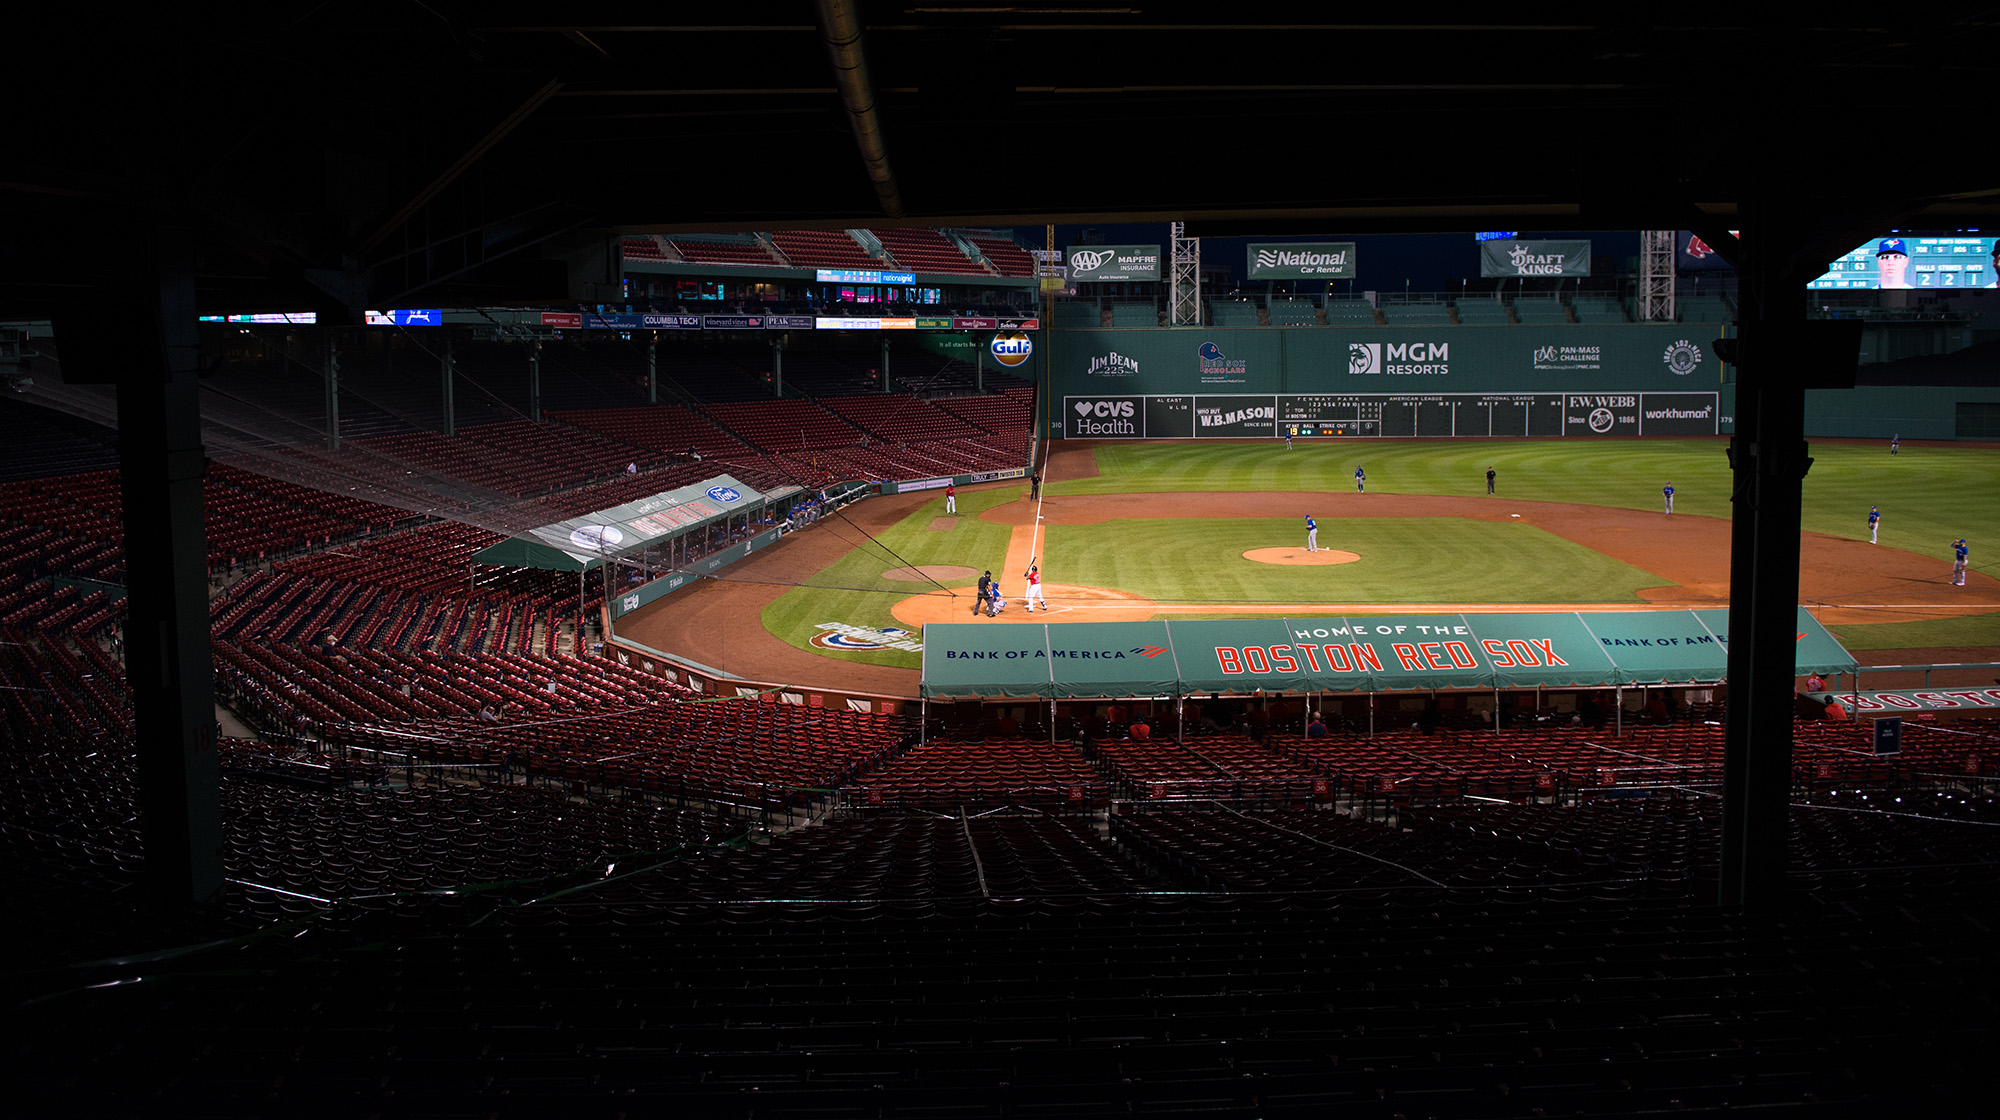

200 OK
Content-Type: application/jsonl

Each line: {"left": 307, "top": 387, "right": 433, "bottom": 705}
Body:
{"left": 1247, "top": 242, "right": 1356, "bottom": 280}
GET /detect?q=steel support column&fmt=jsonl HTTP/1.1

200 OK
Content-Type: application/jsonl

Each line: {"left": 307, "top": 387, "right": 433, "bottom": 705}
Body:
{"left": 323, "top": 336, "right": 341, "bottom": 451}
{"left": 79, "top": 229, "right": 223, "bottom": 906}
{"left": 528, "top": 340, "right": 542, "bottom": 422}
{"left": 1170, "top": 222, "right": 1200, "bottom": 326}
{"left": 1640, "top": 230, "right": 1676, "bottom": 322}
{"left": 441, "top": 337, "right": 456, "bottom": 436}
{"left": 1717, "top": 191, "right": 1852, "bottom": 909}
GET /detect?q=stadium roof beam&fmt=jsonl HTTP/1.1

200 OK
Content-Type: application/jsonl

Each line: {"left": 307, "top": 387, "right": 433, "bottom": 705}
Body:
{"left": 816, "top": 0, "right": 905, "bottom": 219}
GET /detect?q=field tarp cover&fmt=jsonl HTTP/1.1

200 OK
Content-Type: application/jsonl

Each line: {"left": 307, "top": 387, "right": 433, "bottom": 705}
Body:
{"left": 920, "top": 608, "right": 1854, "bottom": 698}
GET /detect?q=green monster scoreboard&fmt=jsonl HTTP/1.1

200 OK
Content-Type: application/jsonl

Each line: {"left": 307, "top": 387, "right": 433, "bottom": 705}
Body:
{"left": 1065, "top": 393, "right": 1719, "bottom": 438}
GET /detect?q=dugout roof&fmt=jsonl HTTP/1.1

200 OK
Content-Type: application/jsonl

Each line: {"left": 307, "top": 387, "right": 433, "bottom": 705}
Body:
{"left": 472, "top": 474, "right": 790, "bottom": 572}
{"left": 920, "top": 609, "right": 1855, "bottom": 699}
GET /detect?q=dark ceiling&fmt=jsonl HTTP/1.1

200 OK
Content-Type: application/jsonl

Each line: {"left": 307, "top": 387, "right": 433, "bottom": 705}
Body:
{"left": 9, "top": 6, "right": 1999, "bottom": 318}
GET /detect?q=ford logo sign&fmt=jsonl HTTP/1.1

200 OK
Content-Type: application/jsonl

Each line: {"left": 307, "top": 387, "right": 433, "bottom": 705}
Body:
{"left": 707, "top": 486, "right": 741, "bottom": 503}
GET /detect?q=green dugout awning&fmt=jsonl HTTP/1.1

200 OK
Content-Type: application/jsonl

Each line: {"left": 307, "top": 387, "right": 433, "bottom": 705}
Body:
{"left": 920, "top": 608, "right": 1856, "bottom": 699}
{"left": 471, "top": 474, "right": 784, "bottom": 571}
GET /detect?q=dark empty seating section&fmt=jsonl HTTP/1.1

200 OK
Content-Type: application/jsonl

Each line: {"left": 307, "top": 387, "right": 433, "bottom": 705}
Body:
{"left": 704, "top": 398, "right": 860, "bottom": 452}
{"left": 618, "top": 234, "right": 668, "bottom": 261}
{"left": 820, "top": 393, "right": 982, "bottom": 442}
{"left": 550, "top": 403, "right": 750, "bottom": 458}
{"left": 1098, "top": 736, "right": 1327, "bottom": 803}
{"left": 770, "top": 229, "right": 880, "bottom": 269}
{"left": 665, "top": 234, "right": 774, "bottom": 266}
{"left": 850, "top": 736, "right": 1107, "bottom": 811}
{"left": 870, "top": 227, "right": 986, "bottom": 274}
{"left": 967, "top": 234, "right": 1038, "bottom": 277}
{"left": 0, "top": 397, "right": 121, "bottom": 481}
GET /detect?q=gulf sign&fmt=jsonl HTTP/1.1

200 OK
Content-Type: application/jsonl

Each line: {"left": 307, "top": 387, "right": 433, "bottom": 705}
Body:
{"left": 990, "top": 331, "right": 1034, "bottom": 367}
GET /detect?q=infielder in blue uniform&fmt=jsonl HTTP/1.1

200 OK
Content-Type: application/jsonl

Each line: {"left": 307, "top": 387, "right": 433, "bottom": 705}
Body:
{"left": 1305, "top": 516, "right": 1318, "bottom": 552}
{"left": 1354, "top": 466, "right": 1366, "bottom": 493}
{"left": 1868, "top": 505, "right": 1880, "bottom": 544}
{"left": 1952, "top": 539, "right": 1969, "bottom": 586}
{"left": 1663, "top": 482, "right": 1675, "bottom": 514}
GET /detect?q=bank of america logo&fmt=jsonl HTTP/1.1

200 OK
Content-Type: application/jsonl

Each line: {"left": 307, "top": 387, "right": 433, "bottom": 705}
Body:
{"left": 1349, "top": 342, "right": 1382, "bottom": 374}
{"left": 1133, "top": 645, "right": 1169, "bottom": 659}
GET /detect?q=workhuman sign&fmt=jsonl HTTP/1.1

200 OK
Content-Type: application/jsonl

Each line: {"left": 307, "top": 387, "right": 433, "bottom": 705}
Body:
{"left": 920, "top": 608, "right": 1854, "bottom": 698}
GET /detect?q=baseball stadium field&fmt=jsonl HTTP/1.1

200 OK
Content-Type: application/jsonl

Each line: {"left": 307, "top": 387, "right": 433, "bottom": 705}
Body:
{"left": 618, "top": 437, "right": 2000, "bottom": 692}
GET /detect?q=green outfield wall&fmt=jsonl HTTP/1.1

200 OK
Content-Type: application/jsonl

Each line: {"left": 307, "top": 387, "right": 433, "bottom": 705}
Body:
{"left": 1802, "top": 386, "right": 2000, "bottom": 441}
{"left": 1050, "top": 325, "right": 1731, "bottom": 440}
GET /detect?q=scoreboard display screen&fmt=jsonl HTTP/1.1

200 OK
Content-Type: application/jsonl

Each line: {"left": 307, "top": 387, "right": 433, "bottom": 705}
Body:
{"left": 1809, "top": 236, "right": 1997, "bottom": 290}
{"left": 1067, "top": 393, "right": 1715, "bottom": 439}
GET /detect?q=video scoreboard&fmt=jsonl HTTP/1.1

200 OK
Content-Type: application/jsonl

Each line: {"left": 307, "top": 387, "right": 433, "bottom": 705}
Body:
{"left": 1065, "top": 392, "right": 1719, "bottom": 439}
{"left": 1808, "top": 236, "right": 1996, "bottom": 290}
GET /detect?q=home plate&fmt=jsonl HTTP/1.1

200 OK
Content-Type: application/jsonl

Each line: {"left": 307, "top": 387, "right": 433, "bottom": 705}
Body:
{"left": 1244, "top": 547, "right": 1361, "bottom": 566}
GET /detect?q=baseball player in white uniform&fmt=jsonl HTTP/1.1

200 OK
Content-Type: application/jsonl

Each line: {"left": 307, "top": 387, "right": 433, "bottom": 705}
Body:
{"left": 1305, "top": 516, "right": 1318, "bottom": 552}
{"left": 1024, "top": 563, "right": 1047, "bottom": 612}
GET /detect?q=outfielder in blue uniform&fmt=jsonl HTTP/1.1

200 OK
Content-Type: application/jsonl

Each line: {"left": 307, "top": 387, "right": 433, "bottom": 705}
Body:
{"left": 1663, "top": 483, "right": 1675, "bottom": 514}
{"left": 1305, "top": 516, "right": 1318, "bottom": 552}
{"left": 1868, "top": 505, "right": 1880, "bottom": 544}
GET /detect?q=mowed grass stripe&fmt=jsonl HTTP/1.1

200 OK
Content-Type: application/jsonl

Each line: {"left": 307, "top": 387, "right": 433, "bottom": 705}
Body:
{"left": 1064, "top": 438, "right": 2000, "bottom": 565}
{"left": 1046, "top": 518, "right": 1664, "bottom": 605}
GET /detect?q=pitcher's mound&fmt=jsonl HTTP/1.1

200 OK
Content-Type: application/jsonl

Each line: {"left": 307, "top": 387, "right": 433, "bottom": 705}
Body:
{"left": 883, "top": 564, "right": 980, "bottom": 582}
{"left": 1246, "top": 547, "right": 1361, "bottom": 565}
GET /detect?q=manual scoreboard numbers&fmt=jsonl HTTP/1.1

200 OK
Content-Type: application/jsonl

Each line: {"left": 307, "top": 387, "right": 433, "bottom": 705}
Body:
{"left": 1064, "top": 393, "right": 1714, "bottom": 439}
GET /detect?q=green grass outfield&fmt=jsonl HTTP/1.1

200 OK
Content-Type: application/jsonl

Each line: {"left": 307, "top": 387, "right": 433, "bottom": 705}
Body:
{"left": 760, "top": 438, "right": 2000, "bottom": 668}
{"left": 1050, "top": 518, "right": 1661, "bottom": 606}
